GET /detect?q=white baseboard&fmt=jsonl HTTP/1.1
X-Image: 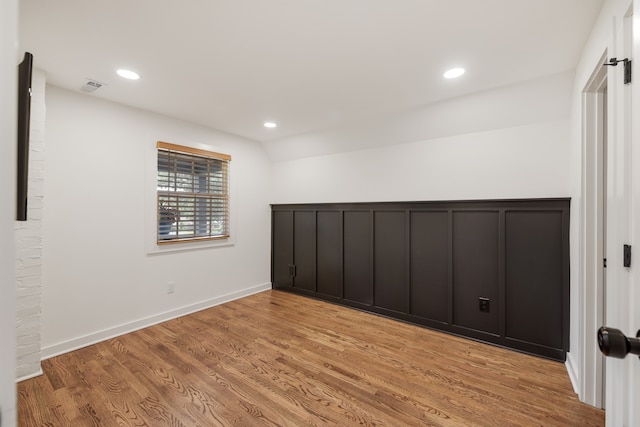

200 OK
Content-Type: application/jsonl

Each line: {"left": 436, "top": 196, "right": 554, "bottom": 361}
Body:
{"left": 16, "top": 366, "right": 43, "bottom": 383}
{"left": 565, "top": 351, "right": 580, "bottom": 396}
{"left": 41, "top": 283, "right": 271, "bottom": 361}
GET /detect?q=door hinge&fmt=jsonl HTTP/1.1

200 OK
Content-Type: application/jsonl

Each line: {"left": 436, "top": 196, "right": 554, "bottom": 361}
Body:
{"left": 604, "top": 258, "right": 607, "bottom": 268}
{"left": 288, "top": 264, "right": 296, "bottom": 277}
{"left": 604, "top": 57, "right": 632, "bottom": 84}
{"left": 625, "top": 60, "right": 632, "bottom": 84}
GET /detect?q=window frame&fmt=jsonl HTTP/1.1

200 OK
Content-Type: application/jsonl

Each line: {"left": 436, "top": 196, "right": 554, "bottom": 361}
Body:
{"left": 144, "top": 139, "right": 237, "bottom": 256}
{"left": 156, "top": 141, "right": 231, "bottom": 245}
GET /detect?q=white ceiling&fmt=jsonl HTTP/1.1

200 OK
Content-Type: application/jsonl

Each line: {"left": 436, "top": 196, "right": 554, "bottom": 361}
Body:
{"left": 19, "top": 0, "right": 603, "bottom": 143}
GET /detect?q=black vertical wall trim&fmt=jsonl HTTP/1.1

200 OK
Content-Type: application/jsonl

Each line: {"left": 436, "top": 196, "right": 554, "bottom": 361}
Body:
{"left": 291, "top": 209, "right": 296, "bottom": 288}
{"left": 447, "top": 210, "right": 454, "bottom": 326}
{"left": 405, "top": 210, "right": 412, "bottom": 314}
{"left": 562, "top": 205, "right": 571, "bottom": 352}
{"left": 498, "top": 209, "right": 506, "bottom": 339}
{"left": 270, "top": 212, "right": 274, "bottom": 284}
{"left": 314, "top": 210, "right": 318, "bottom": 293}
{"left": 340, "top": 210, "right": 345, "bottom": 299}
{"left": 370, "top": 209, "right": 375, "bottom": 308}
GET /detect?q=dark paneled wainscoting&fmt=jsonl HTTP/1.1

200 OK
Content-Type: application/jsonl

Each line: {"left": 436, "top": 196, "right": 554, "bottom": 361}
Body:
{"left": 271, "top": 199, "right": 570, "bottom": 361}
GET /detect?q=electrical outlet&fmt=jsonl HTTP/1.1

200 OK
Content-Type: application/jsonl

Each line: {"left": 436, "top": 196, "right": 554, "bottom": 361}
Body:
{"left": 168, "top": 281, "right": 175, "bottom": 294}
{"left": 479, "top": 297, "right": 490, "bottom": 313}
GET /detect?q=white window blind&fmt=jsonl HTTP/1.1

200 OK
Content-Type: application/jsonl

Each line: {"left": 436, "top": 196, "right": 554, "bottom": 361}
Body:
{"left": 157, "top": 141, "right": 231, "bottom": 244}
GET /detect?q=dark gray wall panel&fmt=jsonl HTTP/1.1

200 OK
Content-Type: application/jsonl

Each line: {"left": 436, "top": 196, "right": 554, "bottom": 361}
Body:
{"left": 344, "top": 211, "right": 371, "bottom": 304}
{"left": 374, "top": 211, "right": 406, "bottom": 312}
{"left": 317, "top": 211, "right": 342, "bottom": 297}
{"left": 505, "top": 211, "right": 563, "bottom": 348}
{"left": 453, "top": 211, "right": 499, "bottom": 334}
{"left": 272, "top": 211, "right": 293, "bottom": 288}
{"left": 293, "top": 211, "right": 316, "bottom": 292}
{"left": 272, "top": 199, "right": 570, "bottom": 361}
{"left": 410, "top": 211, "right": 449, "bottom": 322}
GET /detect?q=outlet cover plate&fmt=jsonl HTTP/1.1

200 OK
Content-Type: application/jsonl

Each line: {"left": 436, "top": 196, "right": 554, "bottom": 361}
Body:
{"left": 479, "top": 297, "right": 490, "bottom": 313}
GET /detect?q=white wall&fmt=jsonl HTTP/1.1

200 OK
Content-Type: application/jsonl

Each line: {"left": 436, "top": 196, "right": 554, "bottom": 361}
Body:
{"left": 41, "top": 85, "right": 273, "bottom": 357}
{"left": 1, "top": 0, "right": 18, "bottom": 424}
{"left": 269, "top": 71, "right": 572, "bottom": 204}
{"left": 264, "top": 71, "right": 574, "bottom": 163}
{"left": 15, "top": 69, "right": 45, "bottom": 380}
{"left": 269, "top": 72, "right": 573, "bottom": 204}
{"left": 272, "top": 119, "right": 570, "bottom": 204}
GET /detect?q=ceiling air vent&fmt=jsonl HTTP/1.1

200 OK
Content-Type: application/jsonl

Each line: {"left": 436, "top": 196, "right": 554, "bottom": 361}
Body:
{"left": 80, "top": 79, "right": 105, "bottom": 93}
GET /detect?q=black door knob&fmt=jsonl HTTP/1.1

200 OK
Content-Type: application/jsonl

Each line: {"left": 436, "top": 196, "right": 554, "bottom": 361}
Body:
{"left": 598, "top": 326, "right": 640, "bottom": 359}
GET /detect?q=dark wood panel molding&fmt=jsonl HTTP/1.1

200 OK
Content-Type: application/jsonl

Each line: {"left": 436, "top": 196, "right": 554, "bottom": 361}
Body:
{"left": 317, "top": 211, "right": 343, "bottom": 298}
{"left": 293, "top": 211, "right": 316, "bottom": 292}
{"left": 343, "top": 211, "right": 372, "bottom": 305}
{"left": 410, "top": 211, "right": 449, "bottom": 323}
{"left": 374, "top": 211, "right": 407, "bottom": 313}
{"left": 272, "top": 211, "right": 293, "bottom": 288}
{"left": 452, "top": 211, "right": 500, "bottom": 335}
{"left": 271, "top": 198, "right": 570, "bottom": 361}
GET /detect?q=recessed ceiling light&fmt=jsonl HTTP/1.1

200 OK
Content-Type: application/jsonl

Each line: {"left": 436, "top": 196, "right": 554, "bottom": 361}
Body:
{"left": 264, "top": 122, "right": 277, "bottom": 128}
{"left": 443, "top": 68, "right": 465, "bottom": 79}
{"left": 116, "top": 69, "right": 140, "bottom": 80}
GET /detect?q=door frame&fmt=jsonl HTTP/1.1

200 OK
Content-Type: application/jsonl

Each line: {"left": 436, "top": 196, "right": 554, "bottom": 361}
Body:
{"left": 580, "top": 50, "right": 608, "bottom": 409}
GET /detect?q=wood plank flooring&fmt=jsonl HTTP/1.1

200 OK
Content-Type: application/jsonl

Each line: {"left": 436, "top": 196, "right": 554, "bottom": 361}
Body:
{"left": 18, "top": 290, "right": 604, "bottom": 426}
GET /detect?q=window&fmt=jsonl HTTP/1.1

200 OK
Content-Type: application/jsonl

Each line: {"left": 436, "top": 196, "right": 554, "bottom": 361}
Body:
{"left": 156, "top": 141, "right": 231, "bottom": 244}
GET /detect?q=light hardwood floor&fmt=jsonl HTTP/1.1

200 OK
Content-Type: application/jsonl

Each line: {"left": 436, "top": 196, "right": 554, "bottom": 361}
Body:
{"left": 18, "top": 290, "right": 604, "bottom": 426}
